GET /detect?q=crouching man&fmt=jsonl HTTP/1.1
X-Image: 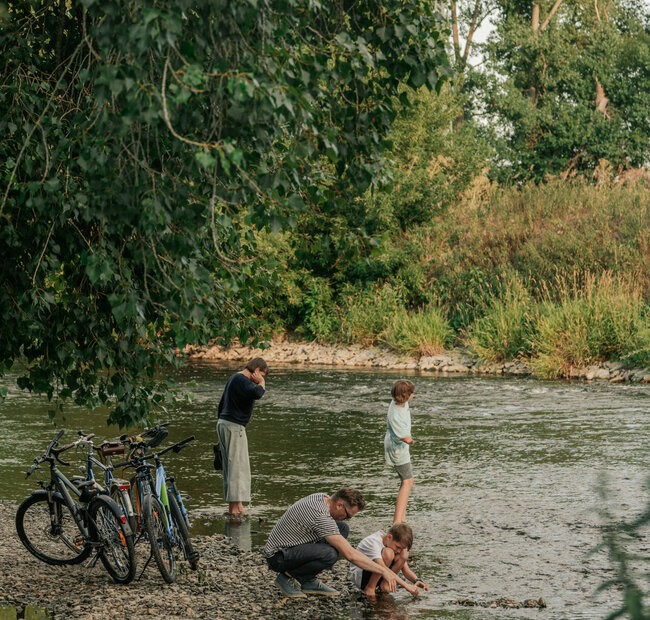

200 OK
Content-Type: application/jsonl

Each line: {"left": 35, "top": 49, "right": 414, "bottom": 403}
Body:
{"left": 263, "top": 488, "right": 398, "bottom": 598}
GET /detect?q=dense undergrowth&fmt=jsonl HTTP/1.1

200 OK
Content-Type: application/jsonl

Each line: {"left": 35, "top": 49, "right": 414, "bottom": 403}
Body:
{"left": 255, "top": 174, "right": 650, "bottom": 377}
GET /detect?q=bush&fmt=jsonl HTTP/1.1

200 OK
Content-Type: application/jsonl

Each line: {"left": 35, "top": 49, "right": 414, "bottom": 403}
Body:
{"left": 467, "top": 279, "right": 538, "bottom": 362}
{"left": 531, "top": 273, "right": 650, "bottom": 377}
{"left": 382, "top": 306, "right": 451, "bottom": 355}
{"left": 298, "top": 278, "right": 340, "bottom": 342}
{"left": 338, "top": 283, "right": 403, "bottom": 345}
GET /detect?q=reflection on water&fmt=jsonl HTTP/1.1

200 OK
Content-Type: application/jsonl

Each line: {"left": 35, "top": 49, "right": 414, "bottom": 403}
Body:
{"left": 1, "top": 363, "right": 648, "bottom": 619}
{"left": 223, "top": 518, "right": 268, "bottom": 552}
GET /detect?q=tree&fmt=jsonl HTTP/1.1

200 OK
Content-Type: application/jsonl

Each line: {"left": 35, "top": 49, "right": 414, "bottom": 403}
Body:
{"left": 482, "top": 0, "right": 650, "bottom": 180}
{"left": 0, "top": 0, "right": 448, "bottom": 426}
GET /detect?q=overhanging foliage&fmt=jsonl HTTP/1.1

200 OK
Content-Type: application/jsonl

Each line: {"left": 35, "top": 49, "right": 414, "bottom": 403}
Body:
{"left": 0, "top": 0, "right": 449, "bottom": 426}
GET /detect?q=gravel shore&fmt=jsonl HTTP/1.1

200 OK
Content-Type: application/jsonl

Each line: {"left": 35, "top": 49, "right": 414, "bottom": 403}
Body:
{"left": 185, "top": 340, "right": 650, "bottom": 383}
{"left": 0, "top": 502, "right": 364, "bottom": 620}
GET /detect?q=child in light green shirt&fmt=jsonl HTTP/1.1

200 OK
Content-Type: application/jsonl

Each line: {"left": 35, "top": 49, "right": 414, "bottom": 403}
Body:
{"left": 384, "top": 379, "right": 415, "bottom": 523}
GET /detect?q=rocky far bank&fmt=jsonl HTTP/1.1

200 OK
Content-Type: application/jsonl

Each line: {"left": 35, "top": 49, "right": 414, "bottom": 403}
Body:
{"left": 0, "top": 502, "right": 546, "bottom": 619}
{"left": 185, "top": 340, "right": 650, "bottom": 384}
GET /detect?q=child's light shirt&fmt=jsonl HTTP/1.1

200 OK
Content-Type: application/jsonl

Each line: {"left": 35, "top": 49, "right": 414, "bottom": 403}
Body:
{"left": 349, "top": 530, "right": 385, "bottom": 588}
{"left": 384, "top": 400, "right": 411, "bottom": 466}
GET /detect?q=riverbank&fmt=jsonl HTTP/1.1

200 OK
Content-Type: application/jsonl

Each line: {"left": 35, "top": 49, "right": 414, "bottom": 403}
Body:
{"left": 185, "top": 340, "right": 650, "bottom": 383}
{"left": 1, "top": 502, "right": 548, "bottom": 619}
{"left": 0, "top": 501, "right": 355, "bottom": 620}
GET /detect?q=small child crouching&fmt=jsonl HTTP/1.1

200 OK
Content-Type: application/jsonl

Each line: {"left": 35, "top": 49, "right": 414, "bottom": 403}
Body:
{"left": 349, "top": 523, "right": 429, "bottom": 597}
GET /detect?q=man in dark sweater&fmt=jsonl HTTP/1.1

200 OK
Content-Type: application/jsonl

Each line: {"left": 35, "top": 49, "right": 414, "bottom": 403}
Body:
{"left": 217, "top": 357, "right": 268, "bottom": 517}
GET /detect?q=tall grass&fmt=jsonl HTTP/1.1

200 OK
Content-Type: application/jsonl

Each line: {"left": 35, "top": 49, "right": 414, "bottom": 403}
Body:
{"left": 467, "top": 279, "right": 538, "bottom": 362}
{"left": 338, "top": 283, "right": 402, "bottom": 345}
{"left": 530, "top": 273, "right": 650, "bottom": 377}
{"left": 381, "top": 306, "right": 451, "bottom": 355}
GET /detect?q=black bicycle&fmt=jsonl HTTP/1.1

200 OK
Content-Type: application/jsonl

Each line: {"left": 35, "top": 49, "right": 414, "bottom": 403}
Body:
{"left": 15, "top": 430, "right": 137, "bottom": 584}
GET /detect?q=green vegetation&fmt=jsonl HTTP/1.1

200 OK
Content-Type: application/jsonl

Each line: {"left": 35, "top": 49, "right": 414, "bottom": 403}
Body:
{"left": 596, "top": 475, "right": 650, "bottom": 619}
{"left": 0, "top": 0, "right": 448, "bottom": 426}
{"left": 382, "top": 307, "right": 451, "bottom": 356}
{"left": 2, "top": 0, "right": 649, "bottom": 425}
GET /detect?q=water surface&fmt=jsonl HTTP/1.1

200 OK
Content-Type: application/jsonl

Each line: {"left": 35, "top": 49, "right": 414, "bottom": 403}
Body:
{"left": 1, "top": 364, "right": 648, "bottom": 619}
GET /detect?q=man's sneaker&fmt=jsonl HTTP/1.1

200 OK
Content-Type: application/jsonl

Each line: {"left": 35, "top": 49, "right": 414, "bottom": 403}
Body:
{"left": 275, "top": 573, "right": 306, "bottom": 598}
{"left": 301, "top": 578, "right": 340, "bottom": 596}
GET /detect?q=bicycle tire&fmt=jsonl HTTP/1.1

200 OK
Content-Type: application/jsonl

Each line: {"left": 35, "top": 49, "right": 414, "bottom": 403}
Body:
{"left": 168, "top": 492, "right": 198, "bottom": 570}
{"left": 16, "top": 491, "right": 91, "bottom": 565}
{"left": 89, "top": 496, "right": 136, "bottom": 584}
{"left": 110, "top": 485, "right": 137, "bottom": 535}
{"left": 143, "top": 495, "right": 176, "bottom": 583}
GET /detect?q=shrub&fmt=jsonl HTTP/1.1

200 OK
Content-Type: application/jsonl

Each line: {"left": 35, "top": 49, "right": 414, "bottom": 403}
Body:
{"left": 382, "top": 306, "right": 451, "bottom": 355}
{"left": 467, "top": 280, "right": 538, "bottom": 362}
{"left": 530, "top": 273, "right": 649, "bottom": 377}
{"left": 299, "top": 278, "right": 340, "bottom": 342}
{"left": 338, "top": 283, "right": 403, "bottom": 345}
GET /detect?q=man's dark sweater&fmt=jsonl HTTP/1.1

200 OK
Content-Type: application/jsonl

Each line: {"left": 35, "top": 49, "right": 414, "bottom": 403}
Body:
{"left": 217, "top": 373, "right": 265, "bottom": 426}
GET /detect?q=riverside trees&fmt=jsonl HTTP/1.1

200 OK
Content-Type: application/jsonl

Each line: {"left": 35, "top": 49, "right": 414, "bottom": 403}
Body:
{"left": 0, "top": 0, "right": 449, "bottom": 426}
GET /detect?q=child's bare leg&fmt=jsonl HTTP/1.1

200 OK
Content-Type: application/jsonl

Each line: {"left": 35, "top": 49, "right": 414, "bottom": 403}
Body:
{"left": 393, "top": 477, "right": 414, "bottom": 524}
{"left": 379, "top": 549, "right": 411, "bottom": 593}
{"left": 390, "top": 550, "right": 408, "bottom": 575}
{"left": 377, "top": 548, "right": 396, "bottom": 593}
{"left": 363, "top": 571, "right": 382, "bottom": 596}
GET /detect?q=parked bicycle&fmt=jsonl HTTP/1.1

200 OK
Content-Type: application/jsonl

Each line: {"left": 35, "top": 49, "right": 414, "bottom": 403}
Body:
{"left": 113, "top": 426, "right": 198, "bottom": 582}
{"left": 71, "top": 431, "right": 137, "bottom": 534}
{"left": 15, "top": 430, "right": 137, "bottom": 584}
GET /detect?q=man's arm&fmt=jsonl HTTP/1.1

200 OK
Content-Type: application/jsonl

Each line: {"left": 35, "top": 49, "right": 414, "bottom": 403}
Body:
{"left": 399, "top": 436, "right": 414, "bottom": 444}
{"left": 325, "top": 535, "right": 400, "bottom": 591}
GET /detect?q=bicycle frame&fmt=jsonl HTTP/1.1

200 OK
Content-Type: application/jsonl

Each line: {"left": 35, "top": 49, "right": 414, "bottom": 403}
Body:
{"left": 82, "top": 445, "right": 135, "bottom": 527}
{"left": 41, "top": 460, "right": 95, "bottom": 550}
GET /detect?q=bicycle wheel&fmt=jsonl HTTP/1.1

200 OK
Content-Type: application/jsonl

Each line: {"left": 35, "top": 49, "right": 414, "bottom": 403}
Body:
{"left": 16, "top": 491, "right": 91, "bottom": 565}
{"left": 110, "top": 484, "right": 137, "bottom": 535}
{"left": 168, "top": 492, "right": 198, "bottom": 570}
{"left": 143, "top": 495, "right": 176, "bottom": 583}
{"left": 89, "top": 496, "right": 136, "bottom": 584}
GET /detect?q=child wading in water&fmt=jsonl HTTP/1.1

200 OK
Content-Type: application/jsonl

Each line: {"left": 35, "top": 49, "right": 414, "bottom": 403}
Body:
{"left": 384, "top": 379, "right": 415, "bottom": 524}
{"left": 349, "top": 522, "right": 429, "bottom": 597}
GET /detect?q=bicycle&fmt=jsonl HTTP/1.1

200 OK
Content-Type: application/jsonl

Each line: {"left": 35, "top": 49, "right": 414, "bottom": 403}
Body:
{"left": 15, "top": 430, "right": 137, "bottom": 584}
{"left": 114, "top": 426, "right": 198, "bottom": 582}
{"left": 71, "top": 431, "right": 137, "bottom": 534}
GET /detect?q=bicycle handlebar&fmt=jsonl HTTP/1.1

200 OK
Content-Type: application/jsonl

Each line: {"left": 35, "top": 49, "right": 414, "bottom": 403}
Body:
{"left": 110, "top": 436, "right": 195, "bottom": 470}
{"left": 158, "top": 436, "right": 195, "bottom": 457}
{"left": 26, "top": 429, "right": 67, "bottom": 477}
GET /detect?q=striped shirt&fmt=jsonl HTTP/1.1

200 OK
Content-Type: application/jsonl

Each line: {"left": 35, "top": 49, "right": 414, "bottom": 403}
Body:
{"left": 263, "top": 493, "right": 340, "bottom": 558}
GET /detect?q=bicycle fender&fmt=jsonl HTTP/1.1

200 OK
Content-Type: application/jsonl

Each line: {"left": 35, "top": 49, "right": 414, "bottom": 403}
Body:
{"left": 28, "top": 489, "right": 66, "bottom": 502}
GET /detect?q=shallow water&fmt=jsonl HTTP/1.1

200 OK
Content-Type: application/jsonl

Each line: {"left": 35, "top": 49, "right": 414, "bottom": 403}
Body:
{"left": 1, "top": 363, "right": 648, "bottom": 619}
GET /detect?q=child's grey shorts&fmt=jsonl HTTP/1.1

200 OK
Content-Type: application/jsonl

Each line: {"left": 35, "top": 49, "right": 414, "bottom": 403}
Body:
{"left": 394, "top": 461, "right": 413, "bottom": 480}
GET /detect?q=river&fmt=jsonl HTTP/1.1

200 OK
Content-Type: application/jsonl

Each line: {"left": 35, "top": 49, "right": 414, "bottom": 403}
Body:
{"left": 1, "top": 363, "right": 648, "bottom": 619}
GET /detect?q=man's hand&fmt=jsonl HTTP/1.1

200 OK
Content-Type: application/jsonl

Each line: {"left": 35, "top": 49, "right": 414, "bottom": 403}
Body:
{"left": 406, "top": 584, "right": 420, "bottom": 596}
{"left": 382, "top": 570, "right": 397, "bottom": 592}
{"left": 415, "top": 580, "right": 429, "bottom": 591}
{"left": 252, "top": 369, "right": 265, "bottom": 387}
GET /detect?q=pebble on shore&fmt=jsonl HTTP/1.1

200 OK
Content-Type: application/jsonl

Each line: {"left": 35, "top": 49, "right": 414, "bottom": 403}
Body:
{"left": 184, "top": 340, "right": 650, "bottom": 384}
{"left": 0, "top": 502, "right": 369, "bottom": 620}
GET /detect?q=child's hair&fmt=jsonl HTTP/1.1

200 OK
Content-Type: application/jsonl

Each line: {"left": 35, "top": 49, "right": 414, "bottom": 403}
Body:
{"left": 388, "top": 522, "right": 413, "bottom": 550}
{"left": 391, "top": 379, "right": 415, "bottom": 404}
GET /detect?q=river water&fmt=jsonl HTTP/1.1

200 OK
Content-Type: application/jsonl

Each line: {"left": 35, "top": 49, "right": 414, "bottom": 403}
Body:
{"left": 1, "top": 363, "right": 648, "bottom": 619}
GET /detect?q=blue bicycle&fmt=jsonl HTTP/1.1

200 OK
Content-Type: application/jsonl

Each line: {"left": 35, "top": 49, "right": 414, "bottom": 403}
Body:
{"left": 113, "top": 426, "right": 198, "bottom": 582}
